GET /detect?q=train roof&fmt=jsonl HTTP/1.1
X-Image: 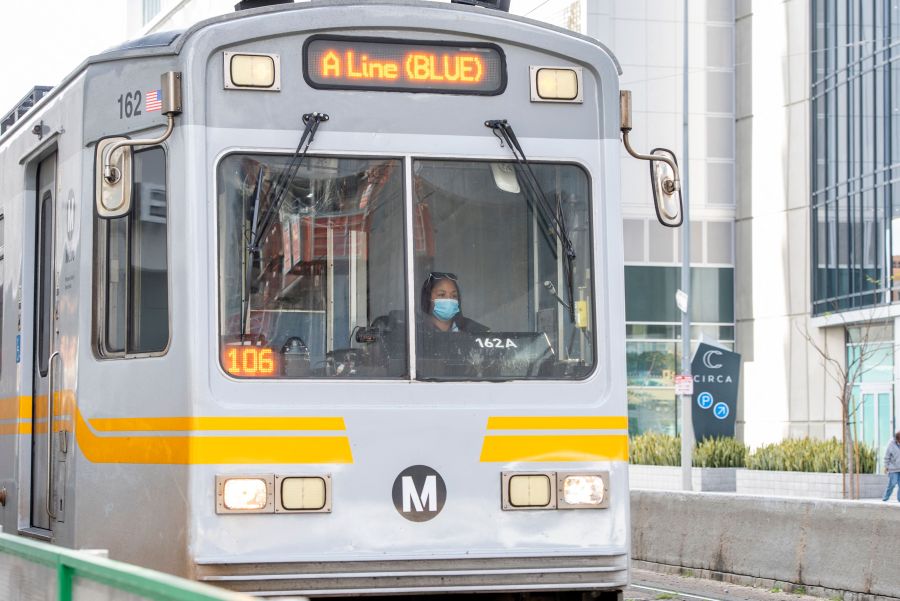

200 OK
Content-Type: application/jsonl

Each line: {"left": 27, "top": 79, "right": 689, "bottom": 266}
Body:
{"left": 2, "top": 0, "right": 621, "bottom": 142}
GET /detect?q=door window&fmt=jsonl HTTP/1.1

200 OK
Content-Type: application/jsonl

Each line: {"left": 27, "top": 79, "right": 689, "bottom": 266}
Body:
{"left": 96, "top": 146, "right": 169, "bottom": 356}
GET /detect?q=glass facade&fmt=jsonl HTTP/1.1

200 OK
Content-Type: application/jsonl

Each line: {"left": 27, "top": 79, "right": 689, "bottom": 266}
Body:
{"left": 812, "top": 1, "right": 900, "bottom": 314}
{"left": 625, "top": 266, "right": 735, "bottom": 436}
{"left": 846, "top": 323, "right": 894, "bottom": 467}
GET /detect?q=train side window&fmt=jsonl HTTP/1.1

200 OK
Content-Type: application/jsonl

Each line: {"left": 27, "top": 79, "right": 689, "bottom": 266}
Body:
{"left": 97, "top": 146, "right": 169, "bottom": 357}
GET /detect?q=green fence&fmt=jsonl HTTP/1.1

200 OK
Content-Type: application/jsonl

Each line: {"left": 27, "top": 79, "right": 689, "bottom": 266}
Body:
{"left": 0, "top": 531, "right": 252, "bottom": 601}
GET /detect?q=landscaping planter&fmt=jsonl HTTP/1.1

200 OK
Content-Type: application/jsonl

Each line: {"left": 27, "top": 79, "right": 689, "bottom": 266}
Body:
{"left": 735, "top": 469, "right": 888, "bottom": 499}
{"left": 628, "top": 465, "right": 736, "bottom": 492}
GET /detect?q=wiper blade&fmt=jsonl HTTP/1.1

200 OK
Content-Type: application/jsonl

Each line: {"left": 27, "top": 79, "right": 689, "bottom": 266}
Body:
{"left": 241, "top": 168, "right": 264, "bottom": 340}
{"left": 485, "top": 119, "right": 577, "bottom": 322}
{"left": 240, "top": 111, "right": 329, "bottom": 341}
{"left": 250, "top": 112, "right": 329, "bottom": 252}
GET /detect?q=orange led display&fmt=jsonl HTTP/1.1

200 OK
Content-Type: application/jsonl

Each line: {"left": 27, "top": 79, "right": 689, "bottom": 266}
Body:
{"left": 305, "top": 37, "right": 505, "bottom": 95}
{"left": 223, "top": 345, "right": 278, "bottom": 378}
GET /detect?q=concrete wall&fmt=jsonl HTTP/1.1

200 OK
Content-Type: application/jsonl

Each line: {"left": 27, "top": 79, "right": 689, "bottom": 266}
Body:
{"left": 632, "top": 490, "right": 900, "bottom": 601}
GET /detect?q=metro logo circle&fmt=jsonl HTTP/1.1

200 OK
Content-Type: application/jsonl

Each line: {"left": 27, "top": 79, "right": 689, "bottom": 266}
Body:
{"left": 391, "top": 465, "right": 447, "bottom": 522}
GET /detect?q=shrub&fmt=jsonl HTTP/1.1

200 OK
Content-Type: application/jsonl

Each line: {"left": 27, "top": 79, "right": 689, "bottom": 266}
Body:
{"left": 629, "top": 432, "right": 681, "bottom": 466}
{"left": 746, "top": 437, "right": 877, "bottom": 474}
{"left": 630, "top": 433, "right": 876, "bottom": 473}
{"left": 693, "top": 436, "right": 748, "bottom": 468}
{"left": 630, "top": 433, "right": 748, "bottom": 468}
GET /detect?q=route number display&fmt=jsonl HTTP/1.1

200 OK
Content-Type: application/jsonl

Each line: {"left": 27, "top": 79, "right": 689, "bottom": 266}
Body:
{"left": 304, "top": 36, "right": 506, "bottom": 95}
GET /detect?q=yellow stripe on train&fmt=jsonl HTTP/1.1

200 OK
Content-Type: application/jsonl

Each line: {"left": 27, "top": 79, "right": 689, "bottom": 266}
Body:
{"left": 479, "top": 434, "right": 628, "bottom": 462}
{"left": 486, "top": 416, "right": 628, "bottom": 431}
{"left": 481, "top": 415, "right": 629, "bottom": 462}
{"left": 74, "top": 409, "right": 353, "bottom": 464}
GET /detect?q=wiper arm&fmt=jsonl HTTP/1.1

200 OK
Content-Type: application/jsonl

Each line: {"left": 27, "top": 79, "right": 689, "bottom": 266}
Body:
{"left": 240, "top": 111, "right": 329, "bottom": 341}
{"left": 485, "top": 119, "right": 577, "bottom": 322}
{"left": 241, "top": 168, "right": 264, "bottom": 340}
{"left": 251, "top": 112, "right": 329, "bottom": 252}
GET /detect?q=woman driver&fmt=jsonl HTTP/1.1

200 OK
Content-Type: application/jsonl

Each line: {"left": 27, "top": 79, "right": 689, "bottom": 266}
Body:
{"left": 420, "top": 272, "right": 488, "bottom": 333}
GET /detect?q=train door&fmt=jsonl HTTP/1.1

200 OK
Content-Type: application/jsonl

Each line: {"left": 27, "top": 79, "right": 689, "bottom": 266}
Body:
{"left": 30, "top": 152, "right": 62, "bottom": 533}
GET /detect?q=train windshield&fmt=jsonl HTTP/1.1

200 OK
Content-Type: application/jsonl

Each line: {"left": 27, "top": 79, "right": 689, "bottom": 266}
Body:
{"left": 217, "top": 154, "right": 407, "bottom": 378}
{"left": 413, "top": 160, "right": 593, "bottom": 380}
{"left": 216, "top": 155, "right": 593, "bottom": 380}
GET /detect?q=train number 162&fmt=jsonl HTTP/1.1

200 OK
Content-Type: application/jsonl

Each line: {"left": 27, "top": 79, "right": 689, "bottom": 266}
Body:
{"left": 117, "top": 91, "right": 143, "bottom": 119}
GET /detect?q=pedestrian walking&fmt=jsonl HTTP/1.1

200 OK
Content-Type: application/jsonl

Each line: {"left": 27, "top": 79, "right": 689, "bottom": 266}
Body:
{"left": 883, "top": 431, "right": 900, "bottom": 502}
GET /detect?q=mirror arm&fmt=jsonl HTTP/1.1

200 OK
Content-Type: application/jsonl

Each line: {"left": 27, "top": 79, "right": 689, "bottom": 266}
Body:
{"left": 621, "top": 129, "right": 681, "bottom": 193}
{"left": 619, "top": 89, "right": 681, "bottom": 194}
{"left": 102, "top": 114, "right": 175, "bottom": 184}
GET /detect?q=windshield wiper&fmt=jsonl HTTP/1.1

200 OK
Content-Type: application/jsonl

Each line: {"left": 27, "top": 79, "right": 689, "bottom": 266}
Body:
{"left": 240, "top": 111, "right": 329, "bottom": 341}
{"left": 485, "top": 119, "right": 577, "bottom": 322}
{"left": 241, "top": 168, "right": 264, "bottom": 340}
{"left": 251, "top": 112, "right": 329, "bottom": 252}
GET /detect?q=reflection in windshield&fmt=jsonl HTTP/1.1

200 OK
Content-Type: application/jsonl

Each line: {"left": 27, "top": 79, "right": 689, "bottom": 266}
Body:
{"left": 413, "top": 160, "right": 593, "bottom": 380}
{"left": 217, "top": 155, "right": 407, "bottom": 378}
{"left": 216, "top": 156, "right": 593, "bottom": 381}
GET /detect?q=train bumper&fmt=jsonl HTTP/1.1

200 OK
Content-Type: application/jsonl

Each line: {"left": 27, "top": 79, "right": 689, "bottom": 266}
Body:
{"left": 195, "top": 553, "right": 628, "bottom": 597}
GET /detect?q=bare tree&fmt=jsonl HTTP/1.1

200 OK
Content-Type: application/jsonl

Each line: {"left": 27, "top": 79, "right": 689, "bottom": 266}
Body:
{"left": 799, "top": 312, "right": 887, "bottom": 499}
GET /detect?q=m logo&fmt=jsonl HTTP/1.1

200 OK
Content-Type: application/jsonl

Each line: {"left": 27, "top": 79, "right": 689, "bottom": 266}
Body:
{"left": 392, "top": 465, "right": 447, "bottom": 522}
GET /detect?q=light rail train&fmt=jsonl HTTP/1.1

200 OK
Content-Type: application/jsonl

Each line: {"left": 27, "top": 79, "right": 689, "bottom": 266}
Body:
{"left": 0, "top": 0, "right": 681, "bottom": 597}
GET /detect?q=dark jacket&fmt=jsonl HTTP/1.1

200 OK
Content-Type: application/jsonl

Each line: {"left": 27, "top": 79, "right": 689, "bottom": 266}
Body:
{"left": 420, "top": 314, "right": 489, "bottom": 334}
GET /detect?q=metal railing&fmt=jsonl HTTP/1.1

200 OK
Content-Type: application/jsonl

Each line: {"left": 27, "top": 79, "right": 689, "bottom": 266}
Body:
{"left": 0, "top": 530, "right": 252, "bottom": 601}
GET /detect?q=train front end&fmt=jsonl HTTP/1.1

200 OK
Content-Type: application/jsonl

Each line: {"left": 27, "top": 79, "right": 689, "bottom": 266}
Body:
{"left": 187, "top": 1, "right": 628, "bottom": 597}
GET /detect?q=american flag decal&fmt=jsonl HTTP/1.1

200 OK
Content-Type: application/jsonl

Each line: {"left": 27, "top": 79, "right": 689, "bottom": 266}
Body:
{"left": 145, "top": 89, "right": 163, "bottom": 112}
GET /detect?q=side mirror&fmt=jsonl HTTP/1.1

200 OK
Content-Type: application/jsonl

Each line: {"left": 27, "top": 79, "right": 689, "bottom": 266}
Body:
{"left": 95, "top": 137, "right": 133, "bottom": 218}
{"left": 649, "top": 148, "right": 683, "bottom": 227}
{"left": 619, "top": 89, "right": 684, "bottom": 228}
{"left": 94, "top": 71, "right": 183, "bottom": 220}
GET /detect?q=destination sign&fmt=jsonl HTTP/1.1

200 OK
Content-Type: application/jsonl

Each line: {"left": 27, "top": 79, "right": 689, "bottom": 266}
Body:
{"left": 304, "top": 37, "right": 506, "bottom": 95}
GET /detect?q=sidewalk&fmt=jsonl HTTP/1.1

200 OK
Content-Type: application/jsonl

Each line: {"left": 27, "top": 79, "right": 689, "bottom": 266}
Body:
{"left": 628, "top": 568, "right": 828, "bottom": 601}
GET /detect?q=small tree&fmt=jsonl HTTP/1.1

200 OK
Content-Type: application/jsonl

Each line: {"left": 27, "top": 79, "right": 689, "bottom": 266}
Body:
{"left": 800, "top": 312, "right": 888, "bottom": 499}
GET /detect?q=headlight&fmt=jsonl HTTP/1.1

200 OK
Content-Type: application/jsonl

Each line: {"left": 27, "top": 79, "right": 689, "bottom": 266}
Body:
{"left": 224, "top": 52, "right": 281, "bottom": 90}
{"left": 501, "top": 472, "right": 556, "bottom": 510}
{"left": 276, "top": 476, "right": 331, "bottom": 512}
{"left": 557, "top": 472, "right": 609, "bottom": 509}
{"left": 216, "top": 475, "right": 274, "bottom": 513}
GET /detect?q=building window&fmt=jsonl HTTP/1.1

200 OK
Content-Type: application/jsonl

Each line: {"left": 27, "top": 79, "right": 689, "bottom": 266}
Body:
{"left": 96, "top": 146, "right": 169, "bottom": 357}
{"left": 846, "top": 323, "right": 894, "bottom": 466}
{"left": 624, "top": 265, "right": 735, "bottom": 436}
{"left": 811, "top": 0, "right": 900, "bottom": 314}
{"left": 142, "top": 0, "right": 161, "bottom": 25}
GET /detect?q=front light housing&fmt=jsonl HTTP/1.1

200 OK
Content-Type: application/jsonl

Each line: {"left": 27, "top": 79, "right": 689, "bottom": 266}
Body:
{"left": 276, "top": 475, "right": 331, "bottom": 512}
{"left": 224, "top": 52, "right": 281, "bottom": 90}
{"left": 557, "top": 472, "right": 609, "bottom": 509}
{"left": 216, "top": 475, "right": 274, "bottom": 514}
{"left": 530, "top": 66, "right": 583, "bottom": 103}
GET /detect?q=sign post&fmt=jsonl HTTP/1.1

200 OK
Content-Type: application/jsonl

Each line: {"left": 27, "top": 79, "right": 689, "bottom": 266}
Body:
{"left": 679, "top": 0, "right": 692, "bottom": 492}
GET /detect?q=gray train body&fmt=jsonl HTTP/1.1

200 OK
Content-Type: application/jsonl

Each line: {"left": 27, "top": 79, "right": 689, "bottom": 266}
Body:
{"left": 0, "top": 1, "right": 630, "bottom": 597}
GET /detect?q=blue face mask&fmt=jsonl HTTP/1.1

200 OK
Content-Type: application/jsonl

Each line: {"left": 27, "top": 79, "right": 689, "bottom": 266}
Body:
{"left": 432, "top": 298, "right": 460, "bottom": 321}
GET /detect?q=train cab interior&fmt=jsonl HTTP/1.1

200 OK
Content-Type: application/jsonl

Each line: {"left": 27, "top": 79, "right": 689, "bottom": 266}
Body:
{"left": 216, "top": 154, "right": 595, "bottom": 380}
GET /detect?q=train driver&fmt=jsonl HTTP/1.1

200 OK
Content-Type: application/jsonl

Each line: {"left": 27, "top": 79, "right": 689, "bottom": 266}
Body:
{"left": 419, "top": 272, "right": 489, "bottom": 334}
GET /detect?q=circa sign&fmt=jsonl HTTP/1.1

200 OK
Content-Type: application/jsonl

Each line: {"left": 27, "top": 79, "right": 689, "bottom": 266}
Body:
{"left": 690, "top": 343, "right": 741, "bottom": 440}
